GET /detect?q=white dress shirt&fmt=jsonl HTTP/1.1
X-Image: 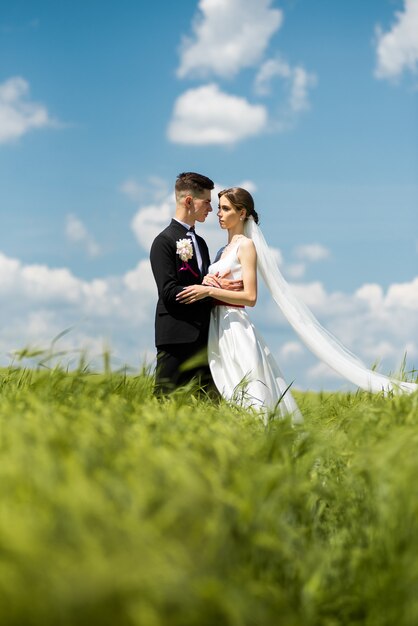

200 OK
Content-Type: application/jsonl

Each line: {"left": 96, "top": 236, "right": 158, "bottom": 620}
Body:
{"left": 173, "top": 218, "right": 203, "bottom": 272}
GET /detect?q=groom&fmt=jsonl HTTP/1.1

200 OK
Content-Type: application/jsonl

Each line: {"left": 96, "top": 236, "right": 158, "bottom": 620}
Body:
{"left": 150, "top": 171, "right": 240, "bottom": 394}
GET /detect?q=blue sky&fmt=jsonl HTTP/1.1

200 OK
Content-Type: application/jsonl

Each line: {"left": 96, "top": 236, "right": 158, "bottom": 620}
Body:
{"left": 0, "top": 0, "right": 417, "bottom": 389}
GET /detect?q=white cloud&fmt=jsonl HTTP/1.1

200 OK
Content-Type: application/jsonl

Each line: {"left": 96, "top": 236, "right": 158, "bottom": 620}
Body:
{"left": 355, "top": 283, "right": 384, "bottom": 311}
{"left": 120, "top": 176, "right": 169, "bottom": 203}
{"left": 355, "top": 278, "right": 418, "bottom": 314}
{"left": 289, "top": 66, "right": 317, "bottom": 112}
{"left": 168, "top": 83, "right": 268, "bottom": 146}
{"left": 177, "top": 0, "right": 283, "bottom": 79}
{"left": 255, "top": 57, "right": 316, "bottom": 129}
{"left": 119, "top": 179, "right": 144, "bottom": 202}
{"left": 285, "top": 263, "right": 306, "bottom": 279}
{"left": 0, "top": 251, "right": 109, "bottom": 305}
{"left": 0, "top": 251, "right": 157, "bottom": 369}
{"left": 294, "top": 243, "right": 330, "bottom": 262}
{"left": 254, "top": 57, "right": 292, "bottom": 95}
{"left": 255, "top": 58, "right": 317, "bottom": 110}
{"left": 237, "top": 179, "right": 258, "bottom": 194}
{"left": 66, "top": 214, "right": 101, "bottom": 257}
{"left": 385, "top": 276, "right": 418, "bottom": 309}
{"left": 288, "top": 280, "right": 329, "bottom": 311}
{"left": 306, "top": 361, "right": 345, "bottom": 383}
{"left": 131, "top": 196, "right": 174, "bottom": 251}
{"left": 123, "top": 259, "right": 156, "bottom": 293}
{"left": 0, "top": 76, "right": 54, "bottom": 144}
{"left": 279, "top": 341, "right": 304, "bottom": 360}
{"left": 361, "top": 340, "right": 399, "bottom": 361}
{"left": 375, "top": 0, "right": 418, "bottom": 80}
{"left": 173, "top": 3, "right": 315, "bottom": 144}
{"left": 269, "top": 246, "right": 284, "bottom": 268}
{"left": 280, "top": 243, "right": 329, "bottom": 279}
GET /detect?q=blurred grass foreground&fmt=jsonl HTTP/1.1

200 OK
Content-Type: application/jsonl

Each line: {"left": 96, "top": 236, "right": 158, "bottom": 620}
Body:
{"left": 0, "top": 365, "right": 418, "bottom": 626}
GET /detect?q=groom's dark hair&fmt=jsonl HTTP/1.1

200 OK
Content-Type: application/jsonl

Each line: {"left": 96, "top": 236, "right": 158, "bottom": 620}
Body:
{"left": 175, "top": 172, "right": 214, "bottom": 199}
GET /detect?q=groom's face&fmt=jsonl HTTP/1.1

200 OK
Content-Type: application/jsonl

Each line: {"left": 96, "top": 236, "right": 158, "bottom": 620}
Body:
{"left": 190, "top": 189, "right": 213, "bottom": 223}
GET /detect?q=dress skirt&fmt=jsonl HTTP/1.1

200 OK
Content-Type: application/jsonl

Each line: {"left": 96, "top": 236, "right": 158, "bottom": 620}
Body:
{"left": 209, "top": 305, "right": 303, "bottom": 423}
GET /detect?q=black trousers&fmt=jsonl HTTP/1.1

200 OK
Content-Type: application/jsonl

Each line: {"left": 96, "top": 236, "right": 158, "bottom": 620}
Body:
{"left": 155, "top": 336, "right": 213, "bottom": 395}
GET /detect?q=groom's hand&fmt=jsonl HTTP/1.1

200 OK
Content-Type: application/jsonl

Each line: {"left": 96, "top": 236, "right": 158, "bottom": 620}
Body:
{"left": 221, "top": 277, "right": 243, "bottom": 291}
{"left": 203, "top": 271, "right": 243, "bottom": 291}
{"left": 202, "top": 273, "right": 222, "bottom": 288}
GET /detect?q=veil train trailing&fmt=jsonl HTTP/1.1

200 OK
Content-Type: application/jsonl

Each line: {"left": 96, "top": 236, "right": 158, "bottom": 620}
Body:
{"left": 244, "top": 217, "right": 417, "bottom": 394}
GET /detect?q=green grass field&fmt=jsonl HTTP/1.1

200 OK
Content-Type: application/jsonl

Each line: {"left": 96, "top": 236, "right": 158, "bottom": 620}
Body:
{"left": 0, "top": 365, "right": 417, "bottom": 625}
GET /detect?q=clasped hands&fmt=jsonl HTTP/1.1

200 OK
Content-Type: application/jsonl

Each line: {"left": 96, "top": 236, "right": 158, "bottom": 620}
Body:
{"left": 176, "top": 272, "right": 243, "bottom": 305}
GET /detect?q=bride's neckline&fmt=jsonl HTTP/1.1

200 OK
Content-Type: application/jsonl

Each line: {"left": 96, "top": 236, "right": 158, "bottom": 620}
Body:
{"left": 218, "top": 235, "right": 245, "bottom": 261}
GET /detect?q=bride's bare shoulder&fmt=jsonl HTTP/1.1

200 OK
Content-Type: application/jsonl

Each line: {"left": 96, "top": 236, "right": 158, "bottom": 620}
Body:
{"left": 237, "top": 236, "right": 256, "bottom": 260}
{"left": 239, "top": 236, "right": 255, "bottom": 250}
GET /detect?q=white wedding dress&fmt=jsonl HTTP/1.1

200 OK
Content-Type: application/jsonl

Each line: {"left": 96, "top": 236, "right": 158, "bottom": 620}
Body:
{"left": 208, "top": 239, "right": 303, "bottom": 424}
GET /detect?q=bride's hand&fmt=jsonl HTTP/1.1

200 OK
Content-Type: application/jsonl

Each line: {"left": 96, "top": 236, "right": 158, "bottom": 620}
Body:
{"left": 176, "top": 284, "right": 209, "bottom": 304}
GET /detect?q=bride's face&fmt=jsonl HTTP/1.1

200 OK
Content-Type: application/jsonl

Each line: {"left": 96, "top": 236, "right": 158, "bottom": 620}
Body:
{"left": 217, "top": 197, "right": 245, "bottom": 230}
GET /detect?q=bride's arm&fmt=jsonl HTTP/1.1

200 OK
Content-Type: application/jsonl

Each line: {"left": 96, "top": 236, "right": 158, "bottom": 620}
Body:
{"left": 176, "top": 239, "right": 257, "bottom": 307}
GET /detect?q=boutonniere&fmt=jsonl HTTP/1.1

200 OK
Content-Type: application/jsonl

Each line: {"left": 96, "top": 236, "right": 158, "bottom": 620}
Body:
{"left": 176, "top": 238, "right": 198, "bottom": 277}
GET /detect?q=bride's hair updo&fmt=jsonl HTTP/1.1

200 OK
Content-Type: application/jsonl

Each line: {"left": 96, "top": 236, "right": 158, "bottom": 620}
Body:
{"left": 218, "top": 187, "right": 260, "bottom": 224}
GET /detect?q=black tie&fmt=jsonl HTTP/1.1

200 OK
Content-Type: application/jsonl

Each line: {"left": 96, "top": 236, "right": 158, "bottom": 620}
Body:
{"left": 185, "top": 225, "right": 202, "bottom": 271}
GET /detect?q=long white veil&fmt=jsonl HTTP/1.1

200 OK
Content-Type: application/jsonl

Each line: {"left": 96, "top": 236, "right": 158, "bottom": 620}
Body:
{"left": 244, "top": 217, "right": 417, "bottom": 394}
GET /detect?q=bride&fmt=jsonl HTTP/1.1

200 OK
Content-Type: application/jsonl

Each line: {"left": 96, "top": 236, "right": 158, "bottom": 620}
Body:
{"left": 176, "top": 187, "right": 417, "bottom": 418}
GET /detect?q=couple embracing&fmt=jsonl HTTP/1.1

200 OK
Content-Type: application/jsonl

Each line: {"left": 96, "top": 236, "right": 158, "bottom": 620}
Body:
{"left": 150, "top": 171, "right": 302, "bottom": 421}
{"left": 150, "top": 172, "right": 416, "bottom": 420}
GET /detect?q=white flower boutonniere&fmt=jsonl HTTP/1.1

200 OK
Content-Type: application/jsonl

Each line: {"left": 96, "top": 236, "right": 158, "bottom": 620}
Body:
{"left": 176, "top": 238, "right": 198, "bottom": 277}
{"left": 176, "top": 238, "right": 193, "bottom": 262}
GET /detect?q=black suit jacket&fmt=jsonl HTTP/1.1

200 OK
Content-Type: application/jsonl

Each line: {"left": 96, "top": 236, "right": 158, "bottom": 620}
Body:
{"left": 150, "top": 219, "right": 213, "bottom": 346}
